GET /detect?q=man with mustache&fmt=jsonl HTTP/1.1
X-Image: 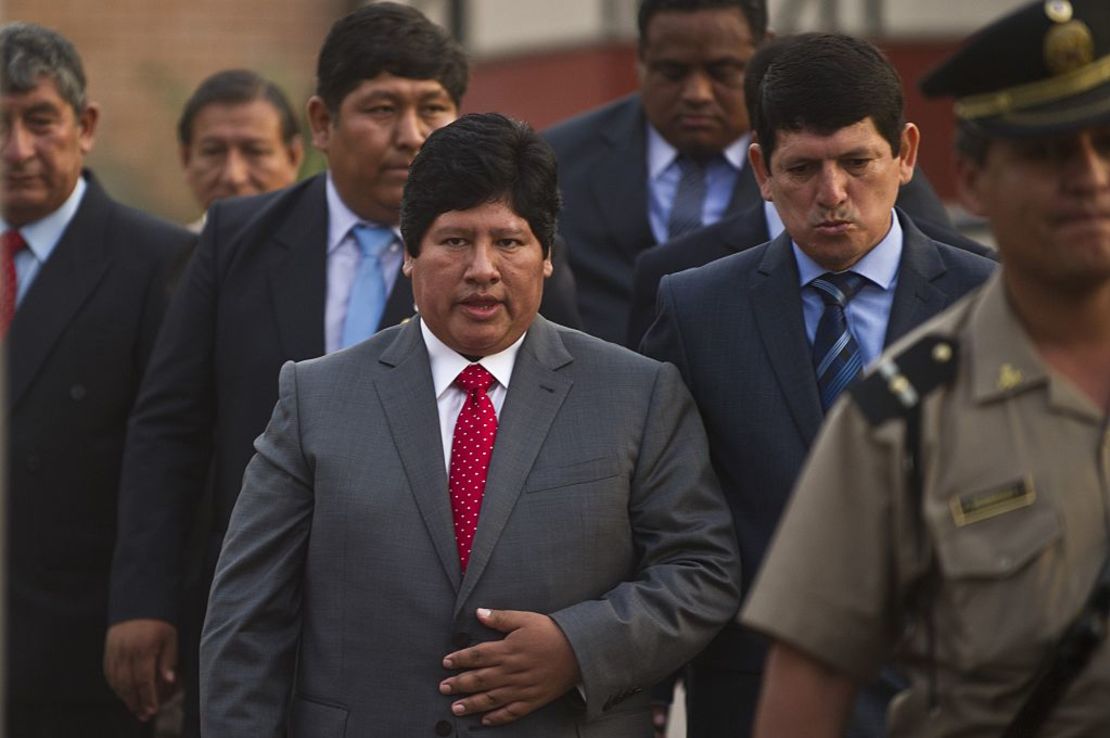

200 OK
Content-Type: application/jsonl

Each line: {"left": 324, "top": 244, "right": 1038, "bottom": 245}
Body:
{"left": 745, "top": 1, "right": 1110, "bottom": 735}
{"left": 104, "top": 5, "right": 576, "bottom": 736}
{"left": 640, "top": 32, "right": 995, "bottom": 738}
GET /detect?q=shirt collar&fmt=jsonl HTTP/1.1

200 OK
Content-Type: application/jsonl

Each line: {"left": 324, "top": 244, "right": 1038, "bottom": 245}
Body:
{"left": 1, "top": 174, "right": 87, "bottom": 263}
{"left": 645, "top": 123, "right": 750, "bottom": 180}
{"left": 420, "top": 318, "right": 525, "bottom": 399}
{"left": 794, "top": 208, "right": 903, "bottom": 291}
{"left": 325, "top": 172, "right": 399, "bottom": 254}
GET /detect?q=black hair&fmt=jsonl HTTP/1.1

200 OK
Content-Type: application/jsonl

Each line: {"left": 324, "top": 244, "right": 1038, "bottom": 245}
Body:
{"left": 753, "top": 33, "right": 906, "bottom": 167}
{"left": 637, "top": 0, "right": 768, "bottom": 47}
{"left": 316, "top": 2, "right": 468, "bottom": 113}
{"left": 401, "top": 113, "right": 560, "bottom": 258}
{"left": 0, "top": 22, "right": 86, "bottom": 113}
{"left": 177, "top": 69, "right": 299, "bottom": 147}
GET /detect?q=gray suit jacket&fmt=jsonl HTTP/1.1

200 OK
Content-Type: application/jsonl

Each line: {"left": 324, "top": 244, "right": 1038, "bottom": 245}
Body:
{"left": 200, "top": 316, "right": 741, "bottom": 737}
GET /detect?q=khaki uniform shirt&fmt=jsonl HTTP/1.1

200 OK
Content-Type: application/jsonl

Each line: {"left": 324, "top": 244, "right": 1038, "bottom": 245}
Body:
{"left": 743, "top": 274, "right": 1110, "bottom": 737}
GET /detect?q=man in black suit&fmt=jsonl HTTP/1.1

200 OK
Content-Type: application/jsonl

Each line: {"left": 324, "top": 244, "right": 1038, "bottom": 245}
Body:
{"left": 640, "top": 34, "right": 996, "bottom": 738}
{"left": 1, "top": 22, "right": 194, "bottom": 738}
{"left": 545, "top": 0, "right": 951, "bottom": 345}
{"left": 104, "top": 4, "right": 577, "bottom": 735}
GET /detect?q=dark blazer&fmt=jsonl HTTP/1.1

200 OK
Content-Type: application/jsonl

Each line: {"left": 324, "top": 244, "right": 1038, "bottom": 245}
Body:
{"left": 200, "top": 315, "right": 741, "bottom": 736}
{"left": 628, "top": 205, "right": 997, "bottom": 347}
{"left": 639, "top": 213, "right": 996, "bottom": 736}
{"left": 6, "top": 173, "right": 193, "bottom": 704}
{"left": 544, "top": 93, "right": 952, "bottom": 345}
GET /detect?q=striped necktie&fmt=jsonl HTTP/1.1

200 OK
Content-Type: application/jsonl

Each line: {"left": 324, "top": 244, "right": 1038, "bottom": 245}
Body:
{"left": 811, "top": 271, "right": 867, "bottom": 411}
{"left": 667, "top": 156, "right": 707, "bottom": 239}
{"left": 340, "top": 224, "right": 394, "bottom": 348}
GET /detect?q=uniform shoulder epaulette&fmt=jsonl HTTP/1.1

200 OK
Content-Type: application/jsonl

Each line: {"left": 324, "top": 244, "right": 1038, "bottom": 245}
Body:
{"left": 849, "top": 334, "right": 960, "bottom": 426}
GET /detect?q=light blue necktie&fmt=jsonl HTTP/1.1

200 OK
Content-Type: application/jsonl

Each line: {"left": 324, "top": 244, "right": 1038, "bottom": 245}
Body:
{"left": 340, "top": 224, "right": 394, "bottom": 348}
{"left": 811, "top": 271, "right": 867, "bottom": 411}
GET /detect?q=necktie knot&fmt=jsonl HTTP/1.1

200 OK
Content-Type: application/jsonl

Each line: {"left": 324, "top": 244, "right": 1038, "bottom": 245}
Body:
{"left": 812, "top": 271, "right": 867, "bottom": 308}
{"left": 352, "top": 224, "right": 393, "bottom": 261}
{"left": 455, "top": 364, "right": 496, "bottom": 396}
{"left": 3, "top": 230, "right": 27, "bottom": 258}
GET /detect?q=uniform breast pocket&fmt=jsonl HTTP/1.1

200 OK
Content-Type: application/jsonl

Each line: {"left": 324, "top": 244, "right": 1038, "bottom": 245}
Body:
{"left": 930, "top": 475, "right": 1062, "bottom": 669}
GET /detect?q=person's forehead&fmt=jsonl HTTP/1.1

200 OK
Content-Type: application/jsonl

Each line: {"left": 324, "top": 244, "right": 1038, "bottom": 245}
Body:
{"left": 642, "top": 7, "right": 754, "bottom": 53}
{"left": 341, "top": 73, "right": 453, "bottom": 103}
{"left": 773, "top": 119, "right": 889, "bottom": 155}
{"left": 0, "top": 74, "right": 70, "bottom": 111}
{"left": 191, "top": 99, "right": 285, "bottom": 138}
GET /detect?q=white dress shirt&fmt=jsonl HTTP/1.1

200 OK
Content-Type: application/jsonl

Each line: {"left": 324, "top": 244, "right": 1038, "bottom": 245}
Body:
{"left": 421, "top": 320, "right": 525, "bottom": 474}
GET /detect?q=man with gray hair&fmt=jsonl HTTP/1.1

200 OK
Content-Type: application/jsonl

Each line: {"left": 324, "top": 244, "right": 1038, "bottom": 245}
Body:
{"left": 1, "top": 21, "right": 193, "bottom": 738}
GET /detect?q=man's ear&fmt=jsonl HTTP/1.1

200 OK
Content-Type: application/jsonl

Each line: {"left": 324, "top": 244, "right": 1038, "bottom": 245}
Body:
{"left": 77, "top": 102, "right": 100, "bottom": 156}
{"left": 306, "top": 96, "right": 332, "bottom": 152}
{"left": 896, "top": 123, "right": 921, "bottom": 185}
{"left": 954, "top": 153, "right": 989, "bottom": 217}
{"left": 402, "top": 253, "right": 414, "bottom": 277}
{"left": 748, "top": 138, "right": 773, "bottom": 202}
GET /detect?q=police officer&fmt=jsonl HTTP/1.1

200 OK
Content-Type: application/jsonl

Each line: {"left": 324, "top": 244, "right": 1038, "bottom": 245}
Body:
{"left": 741, "top": 1, "right": 1110, "bottom": 735}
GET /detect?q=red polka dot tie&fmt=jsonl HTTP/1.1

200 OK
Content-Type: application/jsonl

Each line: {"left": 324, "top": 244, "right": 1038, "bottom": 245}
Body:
{"left": 449, "top": 364, "right": 499, "bottom": 572}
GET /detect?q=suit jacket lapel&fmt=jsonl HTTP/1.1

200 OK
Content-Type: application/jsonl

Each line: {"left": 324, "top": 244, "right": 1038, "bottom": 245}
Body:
{"left": 376, "top": 320, "right": 461, "bottom": 590}
{"left": 884, "top": 212, "right": 950, "bottom": 346}
{"left": 8, "top": 174, "right": 112, "bottom": 408}
{"left": 269, "top": 175, "right": 327, "bottom": 359}
{"left": 720, "top": 201, "right": 771, "bottom": 255}
{"left": 591, "top": 97, "right": 655, "bottom": 259}
{"left": 750, "top": 235, "right": 824, "bottom": 445}
{"left": 455, "top": 317, "right": 574, "bottom": 613}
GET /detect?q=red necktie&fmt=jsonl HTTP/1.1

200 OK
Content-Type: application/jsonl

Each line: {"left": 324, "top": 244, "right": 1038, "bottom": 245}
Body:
{"left": 2, "top": 230, "right": 26, "bottom": 336}
{"left": 448, "top": 364, "right": 498, "bottom": 572}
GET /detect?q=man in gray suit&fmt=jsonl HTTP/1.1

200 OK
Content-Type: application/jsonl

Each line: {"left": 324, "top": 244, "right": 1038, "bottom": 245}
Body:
{"left": 200, "top": 112, "right": 741, "bottom": 736}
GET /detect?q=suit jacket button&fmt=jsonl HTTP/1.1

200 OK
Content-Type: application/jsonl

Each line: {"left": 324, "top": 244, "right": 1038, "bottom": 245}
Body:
{"left": 451, "top": 632, "right": 471, "bottom": 649}
{"left": 435, "top": 719, "right": 453, "bottom": 736}
{"left": 69, "top": 384, "right": 87, "bottom": 400}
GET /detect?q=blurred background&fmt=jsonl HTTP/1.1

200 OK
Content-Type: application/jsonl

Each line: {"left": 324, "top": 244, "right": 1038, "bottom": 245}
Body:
{"left": 3, "top": 0, "right": 1027, "bottom": 226}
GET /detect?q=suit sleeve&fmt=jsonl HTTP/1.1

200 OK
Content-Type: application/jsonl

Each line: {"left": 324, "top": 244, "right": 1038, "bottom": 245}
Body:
{"left": 109, "top": 208, "right": 224, "bottom": 624}
{"left": 638, "top": 275, "right": 693, "bottom": 384}
{"left": 549, "top": 361, "right": 741, "bottom": 718}
{"left": 200, "top": 360, "right": 313, "bottom": 737}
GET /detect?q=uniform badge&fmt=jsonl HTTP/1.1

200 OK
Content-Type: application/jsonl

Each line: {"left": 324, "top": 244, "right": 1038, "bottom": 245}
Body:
{"left": 1044, "top": 1, "right": 1095, "bottom": 75}
{"left": 949, "top": 477, "right": 1036, "bottom": 527}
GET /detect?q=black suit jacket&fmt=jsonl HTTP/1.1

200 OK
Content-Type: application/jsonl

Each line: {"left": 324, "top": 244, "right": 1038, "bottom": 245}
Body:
{"left": 628, "top": 205, "right": 997, "bottom": 347}
{"left": 544, "top": 93, "right": 952, "bottom": 345}
{"left": 109, "top": 173, "right": 580, "bottom": 626}
{"left": 639, "top": 213, "right": 996, "bottom": 735}
{"left": 6, "top": 173, "right": 193, "bottom": 703}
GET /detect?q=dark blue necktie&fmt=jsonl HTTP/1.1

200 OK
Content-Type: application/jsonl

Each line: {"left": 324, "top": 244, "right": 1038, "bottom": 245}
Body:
{"left": 811, "top": 271, "right": 867, "bottom": 411}
{"left": 341, "top": 224, "right": 394, "bottom": 348}
{"left": 667, "top": 156, "right": 707, "bottom": 239}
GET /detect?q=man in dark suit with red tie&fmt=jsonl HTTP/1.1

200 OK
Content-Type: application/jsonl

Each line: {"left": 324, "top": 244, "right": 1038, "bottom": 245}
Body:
{"left": 1, "top": 21, "right": 193, "bottom": 737}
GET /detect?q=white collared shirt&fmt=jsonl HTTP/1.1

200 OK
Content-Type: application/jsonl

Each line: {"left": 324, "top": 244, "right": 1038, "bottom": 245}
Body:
{"left": 421, "top": 320, "right": 526, "bottom": 474}
{"left": 646, "top": 126, "right": 750, "bottom": 243}
{"left": 0, "top": 175, "right": 87, "bottom": 306}
{"left": 324, "top": 173, "right": 405, "bottom": 353}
